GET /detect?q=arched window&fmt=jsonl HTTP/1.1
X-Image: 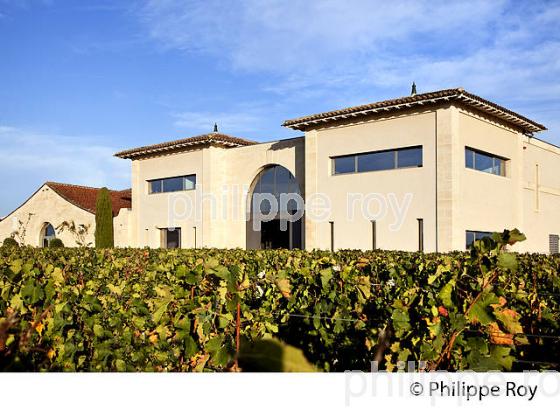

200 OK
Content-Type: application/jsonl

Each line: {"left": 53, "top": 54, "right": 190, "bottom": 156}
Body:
{"left": 247, "top": 165, "right": 303, "bottom": 249}
{"left": 41, "top": 223, "right": 56, "bottom": 248}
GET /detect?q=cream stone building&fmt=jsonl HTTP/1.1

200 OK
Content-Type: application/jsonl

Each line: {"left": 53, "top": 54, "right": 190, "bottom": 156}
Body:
{"left": 2, "top": 88, "right": 559, "bottom": 253}
{"left": 0, "top": 182, "right": 131, "bottom": 247}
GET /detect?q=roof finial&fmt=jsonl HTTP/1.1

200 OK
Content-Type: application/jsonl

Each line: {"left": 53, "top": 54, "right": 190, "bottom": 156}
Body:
{"left": 411, "top": 82, "right": 417, "bottom": 96}
{"left": 213, "top": 122, "right": 218, "bottom": 133}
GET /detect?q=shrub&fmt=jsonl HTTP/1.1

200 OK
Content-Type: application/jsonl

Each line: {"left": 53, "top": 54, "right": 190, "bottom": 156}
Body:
{"left": 94, "top": 187, "right": 114, "bottom": 249}
{"left": 2, "top": 237, "right": 19, "bottom": 247}
{"left": 48, "top": 238, "right": 64, "bottom": 248}
{"left": 0, "top": 229, "right": 558, "bottom": 372}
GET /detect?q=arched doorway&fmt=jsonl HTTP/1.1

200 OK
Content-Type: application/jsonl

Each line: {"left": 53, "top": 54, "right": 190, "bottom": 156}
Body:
{"left": 41, "top": 223, "right": 56, "bottom": 248}
{"left": 247, "top": 165, "right": 303, "bottom": 249}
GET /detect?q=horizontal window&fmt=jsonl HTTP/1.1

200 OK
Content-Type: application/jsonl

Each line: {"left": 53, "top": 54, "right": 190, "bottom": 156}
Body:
{"left": 333, "top": 146, "right": 422, "bottom": 175}
{"left": 466, "top": 230, "right": 494, "bottom": 248}
{"left": 148, "top": 175, "right": 196, "bottom": 194}
{"left": 465, "top": 147, "right": 506, "bottom": 176}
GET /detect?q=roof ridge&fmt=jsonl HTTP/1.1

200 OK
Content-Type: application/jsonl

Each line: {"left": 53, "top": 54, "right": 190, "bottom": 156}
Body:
{"left": 114, "top": 132, "right": 258, "bottom": 159}
{"left": 45, "top": 181, "right": 125, "bottom": 192}
{"left": 282, "top": 88, "right": 546, "bottom": 133}
{"left": 282, "top": 88, "right": 463, "bottom": 125}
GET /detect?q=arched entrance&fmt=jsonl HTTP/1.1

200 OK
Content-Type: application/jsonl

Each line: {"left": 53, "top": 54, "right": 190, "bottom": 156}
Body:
{"left": 247, "top": 165, "right": 303, "bottom": 249}
{"left": 40, "top": 223, "right": 56, "bottom": 248}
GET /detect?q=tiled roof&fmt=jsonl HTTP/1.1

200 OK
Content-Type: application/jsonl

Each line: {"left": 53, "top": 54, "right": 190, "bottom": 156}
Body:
{"left": 282, "top": 88, "right": 547, "bottom": 133}
{"left": 114, "top": 132, "right": 257, "bottom": 159}
{"left": 46, "top": 182, "right": 132, "bottom": 216}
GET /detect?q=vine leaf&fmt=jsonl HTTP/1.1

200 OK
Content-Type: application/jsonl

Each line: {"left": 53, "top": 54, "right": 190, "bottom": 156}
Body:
{"left": 320, "top": 268, "right": 333, "bottom": 289}
{"left": 438, "top": 279, "right": 455, "bottom": 308}
{"left": 468, "top": 292, "right": 499, "bottom": 325}
{"left": 497, "top": 253, "right": 518, "bottom": 273}
{"left": 239, "top": 338, "right": 315, "bottom": 372}
{"left": 275, "top": 278, "right": 291, "bottom": 298}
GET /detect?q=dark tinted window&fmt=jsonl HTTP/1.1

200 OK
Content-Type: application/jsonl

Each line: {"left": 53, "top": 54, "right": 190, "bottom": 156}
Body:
{"left": 259, "top": 167, "right": 276, "bottom": 194}
{"left": 465, "top": 148, "right": 474, "bottom": 169}
{"left": 466, "top": 230, "right": 494, "bottom": 248}
{"left": 252, "top": 165, "right": 301, "bottom": 214}
{"left": 165, "top": 228, "right": 181, "bottom": 249}
{"left": 150, "top": 180, "right": 162, "bottom": 193}
{"left": 397, "top": 147, "right": 422, "bottom": 167}
{"left": 493, "top": 159, "right": 504, "bottom": 176}
{"left": 149, "top": 175, "right": 196, "bottom": 193}
{"left": 475, "top": 151, "right": 494, "bottom": 173}
{"left": 162, "top": 176, "right": 184, "bottom": 192}
{"left": 45, "top": 224, "right": 56, "bottom": 236}
{"left": 184, "top": 175, "right": 196, "bottom": 190}
{"left": 333, "top": 156, "right": 355, "bottom": 174}
{"left": 358, "top": 151, "right": 394, "bottom": 172}
{"left": 333, "top": 146, "right": 423, "bottom": 175}
{"left": 465, "top": 147, "right": 506, "bottom": 176}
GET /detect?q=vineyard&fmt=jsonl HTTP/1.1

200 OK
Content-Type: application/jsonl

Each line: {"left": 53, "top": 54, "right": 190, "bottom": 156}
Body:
{"left": 0, "top": 229, "right": 559, "bottom": 372}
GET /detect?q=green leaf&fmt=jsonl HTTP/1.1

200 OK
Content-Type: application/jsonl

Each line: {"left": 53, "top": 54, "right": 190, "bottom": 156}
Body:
{"left": 93, "top": 324, "right": 105, "bottom": 338}
{"left": 9, "top": 259, "right": 22, "bottom": 275}
{"left": 115, "top": 359, "right": 126, "bottom": 372}
{"left": 439, "top": 279, "right": 455, "bottom": 308}
{"left": 320, "top": 268, "right": 333, "bottom": 289}
{"left": 468, "top": 292, "right": 499, "bottom": 325}
{"left": 205, "top": 336, "right": 224, "bottom": 353}
{"left": 21, "top": 279, "right": 44, "bottom": 304}
{"left": 51, "top": 267, "right": 65, "bottom": 285}
{"left": 184, "top": 271, "right": 200, "bottom": 285}
{"left": 184, "top": 335, "right": 198, "bottom": 358}
{"left": 504, "top": 229, "right": 526, "bottom": 246}
{"left": 392, "top": 308, "right": 411, "bottom": 336}
{"left": 212, "top": 347, "right": 230, "bottom": 367}
{"left": 356, "top": 276, "right": 371, "bottom": 299}
{"left": 497, "top": 253, "right": 518, "bottom": 273}
{"left": 239, "top": 339, "right": 315, "bottom": 372}
{"left": 494, "top": 308, "right": 523, "bottom": 335}
{"left": 490, "top": 346, "right": 513, "bottom": 370}
{"left": 174, "top": 317, "right": 191, "bottom": 331}
{"left": 107, "top": 283, "right": 123, "bottom": 296}
{"left": 152, "top": 298, "right": 172, "bottom": 324}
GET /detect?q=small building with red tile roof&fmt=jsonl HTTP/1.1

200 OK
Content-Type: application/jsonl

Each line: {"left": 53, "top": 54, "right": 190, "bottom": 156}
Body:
{"left": 0, "top": 182, "right": 131, "bottom": 247}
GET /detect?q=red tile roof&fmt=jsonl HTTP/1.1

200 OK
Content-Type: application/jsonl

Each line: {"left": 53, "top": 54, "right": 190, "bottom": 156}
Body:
{"left": 46, "top": 182, "right": 131, "bottom": 216}
{"left": 114, "top": 132, "right": 257, "bottom": 159}
{"left": 282, "top": 88, "right": 547, "bottom": 133}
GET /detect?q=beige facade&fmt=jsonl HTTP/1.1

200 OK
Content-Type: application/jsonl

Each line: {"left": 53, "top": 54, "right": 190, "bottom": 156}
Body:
{"left": 126, "top": 137, "right": 304, "bottom": 249}
{"left": 3, "top": 89, "right": 559, "bottom": 253}
{"left": 0, "top": 185, "right": 96, "bottom": 247}
{"left": 0, "top": 183, "right": 131, "bottom": 247}
{"left": 115, "top": 89, "right": 558, "bottom": 253}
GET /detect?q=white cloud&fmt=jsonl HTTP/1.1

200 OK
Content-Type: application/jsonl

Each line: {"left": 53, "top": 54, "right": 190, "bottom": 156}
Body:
{"left": 138, "top": 0, "right": 560, "bottom": 140}
{"left": 0, "top": 125, "right": 130, "bottom": 216}
{"left": 140, "top": 0, "right": 504, "bottom": 73}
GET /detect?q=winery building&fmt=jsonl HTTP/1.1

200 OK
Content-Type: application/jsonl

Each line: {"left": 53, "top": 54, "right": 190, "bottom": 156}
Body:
{"left": 1, "top": 88, "right": 558, "bottom": 253}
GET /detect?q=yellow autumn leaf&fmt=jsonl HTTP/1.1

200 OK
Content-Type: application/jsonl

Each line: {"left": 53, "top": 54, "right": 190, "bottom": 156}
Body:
{"left": 488, "top": 322, "right": 513, "bottom": 345}
{"left": 35, "top": 322, "right": 44, "bottom": 336}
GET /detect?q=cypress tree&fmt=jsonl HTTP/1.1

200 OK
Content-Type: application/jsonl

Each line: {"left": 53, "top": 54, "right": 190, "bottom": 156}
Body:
{"left": 95, "top": 187, "right": 114, "bottom": 248}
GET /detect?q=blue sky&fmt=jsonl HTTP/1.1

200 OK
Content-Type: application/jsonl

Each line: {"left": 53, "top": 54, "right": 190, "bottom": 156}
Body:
{"left": 1, "top": 0, "right": 559, "bottom": 216}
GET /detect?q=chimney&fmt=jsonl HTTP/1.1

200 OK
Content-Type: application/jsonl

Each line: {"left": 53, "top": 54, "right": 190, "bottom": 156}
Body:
{"left": 411, "top": 82, "right": 417, "bottom": 96}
